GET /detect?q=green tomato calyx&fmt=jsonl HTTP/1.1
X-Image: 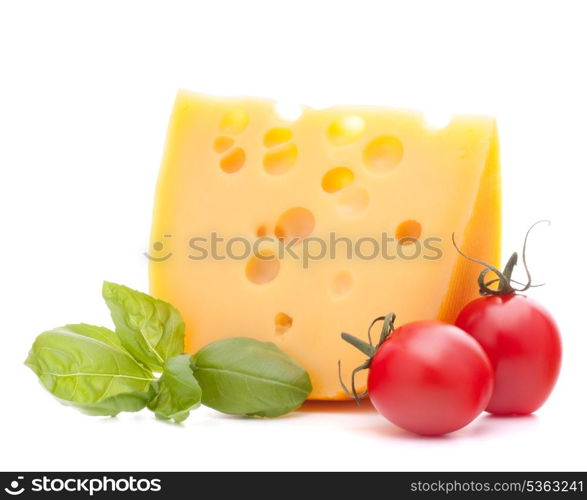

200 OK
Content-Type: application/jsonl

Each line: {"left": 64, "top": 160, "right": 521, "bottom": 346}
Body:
{"left": 338, "top": 312, "right": 396, "bottom": 404}
{"left": 451, "top": 220, "right": 549, "bottom": 297}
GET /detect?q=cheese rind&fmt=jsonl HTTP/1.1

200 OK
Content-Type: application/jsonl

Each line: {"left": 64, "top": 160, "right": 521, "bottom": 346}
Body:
{"left": 150, "top": 91, "right": 501, "bottom": 399}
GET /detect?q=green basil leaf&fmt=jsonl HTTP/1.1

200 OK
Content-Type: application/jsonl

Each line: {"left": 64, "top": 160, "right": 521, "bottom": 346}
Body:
{"left": 102, "top": 281, "right": 185, "bottom": 371}
{"left": 68, "top": 322, "right": 126, "bottom": 350}
{"left": 191, "top": 337, "right": 312, "bottom": 417}
{"left": 24, "top": 324, "right": 156, "bottom": 416}
{"left": 147, "top": 354, "right": 201, "bottom": 423}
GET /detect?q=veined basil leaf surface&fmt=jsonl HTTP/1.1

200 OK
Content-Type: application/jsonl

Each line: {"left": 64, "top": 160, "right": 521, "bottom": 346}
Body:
{"left": 102, "top": 281, "right": 184, "bottom": 371}
{"left": 191, "top": 337, "right": 312, "bottom": 418}
{"left": 148, "top": 354, "right": 201, "bottom": 423}
{"left": 25, "top": 324, "right": 156, "bottom": 416}
{"left": 69, "top": 322, "right": 126, "bottom": 350}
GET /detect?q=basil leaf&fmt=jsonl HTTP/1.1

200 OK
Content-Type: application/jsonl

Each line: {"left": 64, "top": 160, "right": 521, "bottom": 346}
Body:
{"left": 148, "top": 354, "right": 201, "bottom": 423}
{"left": 102, "top": 281, "right": 185, "bottom": 371}
{"left": 24, "top": 324, "right": 156, "bottom": 416}
{"left": 68, "top": 322, "right": 126, "bottom": 350}
{"left": 191, "top": 337, "right": 312, "bottom": 417}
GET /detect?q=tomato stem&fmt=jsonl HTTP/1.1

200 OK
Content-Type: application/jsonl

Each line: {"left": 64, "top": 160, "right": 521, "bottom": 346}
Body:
{"left": 338, "top": 312, "right": 397, "bottom": 404}
{"left": 341, "top": 333, "right": 376, "bottom": 357}
{"left": 452, "top": 220, "right": 549, "bottom": 297}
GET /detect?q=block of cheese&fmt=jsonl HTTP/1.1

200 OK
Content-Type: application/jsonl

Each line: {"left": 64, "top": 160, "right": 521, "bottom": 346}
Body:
{"left": 149, "top": 91, "right": 500, "bottom": 400}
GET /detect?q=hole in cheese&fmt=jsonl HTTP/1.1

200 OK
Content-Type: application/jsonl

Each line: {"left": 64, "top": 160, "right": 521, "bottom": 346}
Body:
{"left": 263, "top": 143, "right": 298, "bottom": 175}
{"left": 213, "top": 136, "right": 235, "bottom": 153}
{"left": 245, "top": 250, "right": 280, "bottom": 284}
{"left": 396, "top": 219, "right": 422, "bottom": 245}
{"left": 327, "top": 115, "right": 366, "bottom": 146}
{"left": 331, "top": 271, "right": 353, "bottom": 297}
{"left": 422, "top": 110, "right": 453, "bottom": 130}
{"left": 220, "top": 147, "right": 246, "bottom": 173}
{"left": 363, "top": 135, "right": 403, "bottom": 173}
{"left": 264, "top": 128, "right": 293, "bottom": 148}
{"left": 274, "top": 207, "right": 315, "bottom": 244}
{"left": 335, "top": 187, "right": 370, "bottom": 216}
{"left": 273, "top": 102, "right": 303, "bottom": 122}
{"left": 322, "top": 167, "right": 355, "bottom": 193}
{"left": 256, "top": 225, "right": 268, "bottom": 237}
{"left": 274, "top": 312, "right": 293, "bottom": 335}
{"left": 219, "top": 109, "right": 249, "bottom": 135}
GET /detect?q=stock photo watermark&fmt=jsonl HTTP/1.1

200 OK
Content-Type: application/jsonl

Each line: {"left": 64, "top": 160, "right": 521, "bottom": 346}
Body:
{"left": 145, "top": 232, "right": 444, "bottom": 268}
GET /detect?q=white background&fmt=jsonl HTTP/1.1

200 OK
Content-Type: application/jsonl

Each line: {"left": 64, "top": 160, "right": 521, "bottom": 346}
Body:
{"left": 1, "top": 0, "right": 586, "bottom": 472}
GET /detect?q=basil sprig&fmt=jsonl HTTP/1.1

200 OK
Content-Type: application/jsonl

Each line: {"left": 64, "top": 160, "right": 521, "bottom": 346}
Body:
{"left": 25, "top": 282, "right": 312, "bottom": 421}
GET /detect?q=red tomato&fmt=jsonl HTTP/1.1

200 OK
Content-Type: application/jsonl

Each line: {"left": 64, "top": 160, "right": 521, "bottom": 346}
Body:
{"left": 366, "top": 321, "right": 494, "bottom": 435}
{"left": 455, "top": 294, "right": 561, "bottom": 415}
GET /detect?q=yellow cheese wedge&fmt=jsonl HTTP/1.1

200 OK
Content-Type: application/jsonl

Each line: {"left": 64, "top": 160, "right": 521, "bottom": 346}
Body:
{"left": 149, "top": 91, "right": 501, "bottom": 399}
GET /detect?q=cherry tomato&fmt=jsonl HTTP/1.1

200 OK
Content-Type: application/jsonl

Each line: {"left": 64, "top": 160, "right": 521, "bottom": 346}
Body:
{"left": 455, "top": 294, "right": 561, "bottom": 415}
{"left": 340, "top": 316, "right": 494, "bottom": 436}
